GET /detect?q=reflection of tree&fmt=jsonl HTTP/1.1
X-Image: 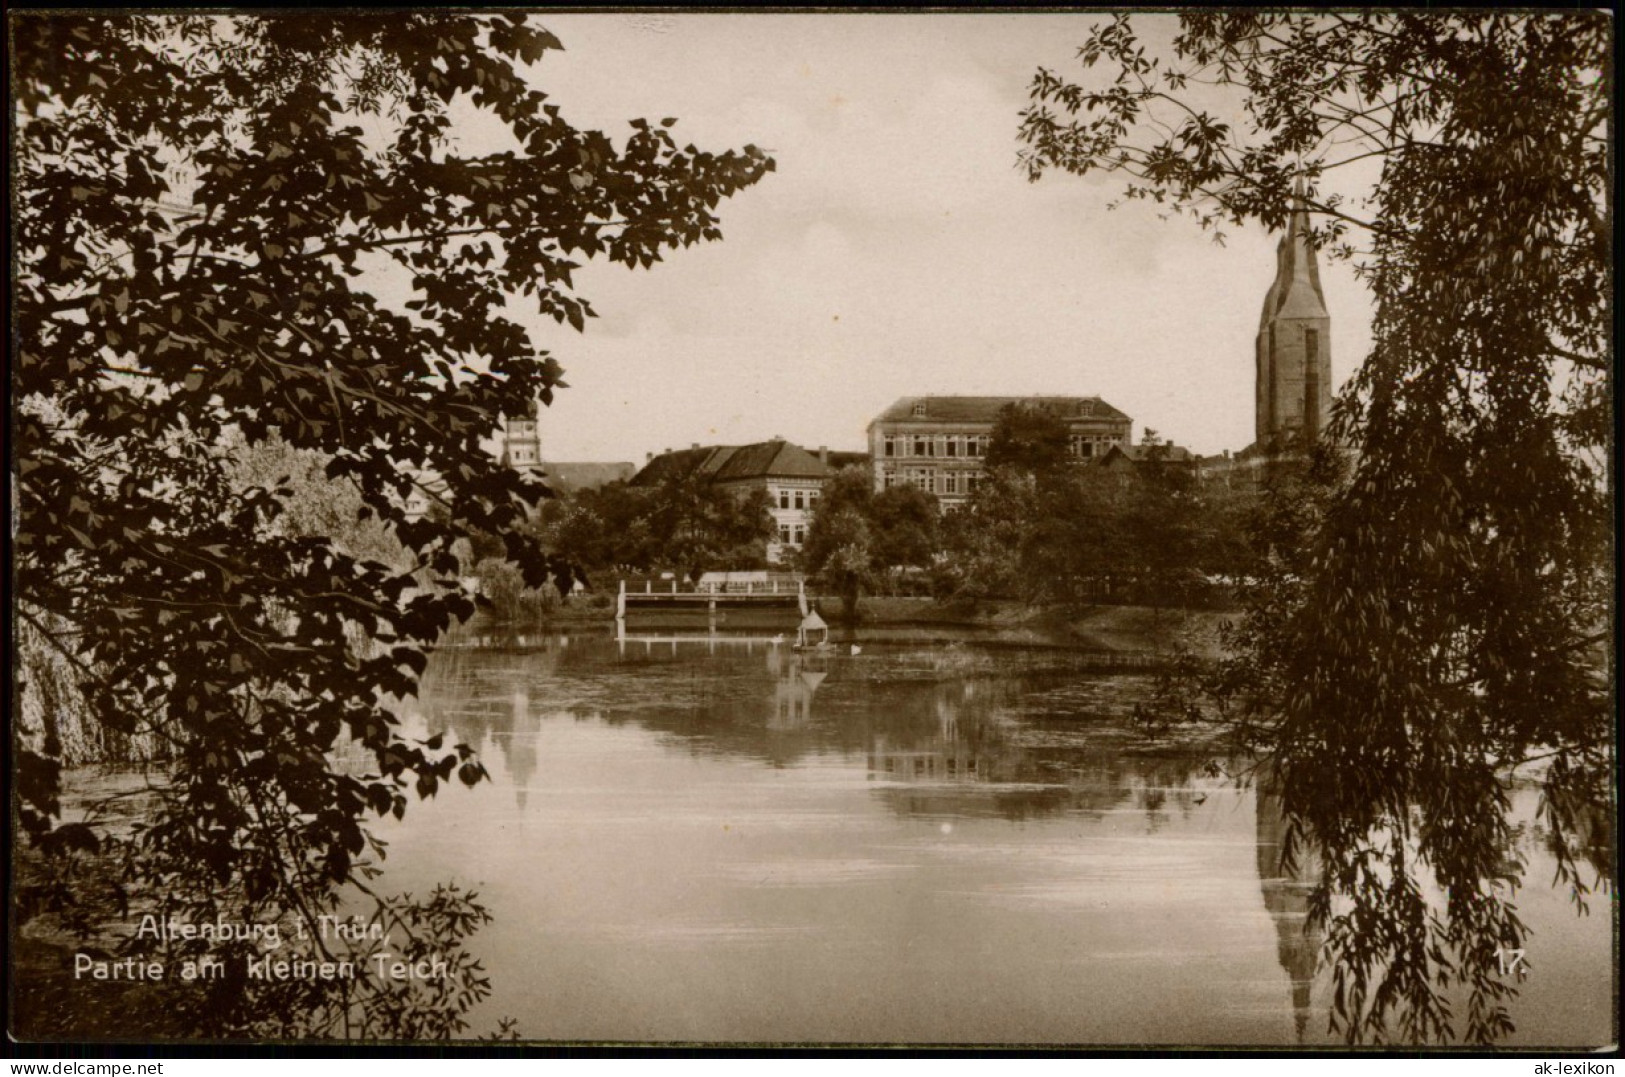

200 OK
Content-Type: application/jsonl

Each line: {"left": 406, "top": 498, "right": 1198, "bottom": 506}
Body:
{"left": 1256, "top": 771, "right": 1323, "bottom": 1044}
{"left": 866, "top": 679, "right": 1014, "bottom": 785}
{"left": 1533, "top": 792, "right": 1614, "bottom": 887}
{"left": 862, "top": 676, "right": 1207, "bottom": 823}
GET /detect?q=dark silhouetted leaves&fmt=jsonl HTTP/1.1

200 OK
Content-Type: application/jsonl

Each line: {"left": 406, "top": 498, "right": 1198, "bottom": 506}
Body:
{"left": 14, "top": 11, "right": 769, "bottom": 1040}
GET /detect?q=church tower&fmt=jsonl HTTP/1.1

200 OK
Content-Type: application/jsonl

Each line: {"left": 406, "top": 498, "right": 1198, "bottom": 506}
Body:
{"left": 499, "top": 399, "right": 545, "bottom": 475}
{"left": 1255, "top": 184, "right": 1331, "bottom": 449}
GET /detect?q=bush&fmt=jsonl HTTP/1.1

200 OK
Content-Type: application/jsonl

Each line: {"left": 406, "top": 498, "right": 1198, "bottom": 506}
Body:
{"left": 471, "top": 557, "right": 560, "bottom": 625}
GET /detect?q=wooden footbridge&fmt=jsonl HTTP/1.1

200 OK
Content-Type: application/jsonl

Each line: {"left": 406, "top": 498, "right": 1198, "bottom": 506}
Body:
{"left": 616, "top": 577, "right": 811, "bottom": 619}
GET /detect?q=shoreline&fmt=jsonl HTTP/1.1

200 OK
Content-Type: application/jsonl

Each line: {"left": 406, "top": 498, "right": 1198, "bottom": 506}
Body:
{"left": 468, "top": 596, "right": 1237, "bottom": 659}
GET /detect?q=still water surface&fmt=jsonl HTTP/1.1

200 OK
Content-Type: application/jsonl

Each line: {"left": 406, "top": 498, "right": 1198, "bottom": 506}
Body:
{"left": 362, "top": 631, "right": 1611, "bottom": 1046}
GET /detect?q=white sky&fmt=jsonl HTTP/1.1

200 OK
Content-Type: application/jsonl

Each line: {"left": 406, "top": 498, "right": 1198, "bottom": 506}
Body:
{"left": 464, "top": 12, "right": 1374, "bottom": 462}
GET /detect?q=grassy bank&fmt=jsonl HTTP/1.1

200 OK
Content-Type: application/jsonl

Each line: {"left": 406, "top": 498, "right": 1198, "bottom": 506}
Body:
{"left": 846, "top": 597, "right": 1233, "bottom": 658}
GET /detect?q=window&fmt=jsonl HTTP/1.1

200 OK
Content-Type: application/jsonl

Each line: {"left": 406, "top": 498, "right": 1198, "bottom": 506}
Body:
{"left": 793, "top": 526, "right": 805, "bottom": 545}
{"left": 944, "top": 436, "right": 958, "bottom": 458}
{"left": 912, "top": 401, "right": 927, "bottom": 417}
{"left": 794, "top": 491, "right": 805, "bottom": 510}
{"left": 966, "top": 436, "right": 985, "bottom": 458}
{"left": 940, "top": 472, "right": 960, "bottom": 496}
{"left": 883, "top": 436, "right": 897, "bottom": 458}
{"left": 779, "top": 490, "right": 790, "bottom": 509}
{"left": 1068, "top": 434, "right": 1118, "bottom": 459}
{"left": 913, "top": 436, "right": 933, "bottom": 457}
{"left": 779, "top": 526, "right": 791, "bottom": 544}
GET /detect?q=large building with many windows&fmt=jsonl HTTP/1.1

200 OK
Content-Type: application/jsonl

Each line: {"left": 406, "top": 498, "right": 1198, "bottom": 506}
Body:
{"left": 631, "top": 439, "right": 841, "bottom": 562}
{"left": 866, "top": 396, "right": 1133, "bottom": 506}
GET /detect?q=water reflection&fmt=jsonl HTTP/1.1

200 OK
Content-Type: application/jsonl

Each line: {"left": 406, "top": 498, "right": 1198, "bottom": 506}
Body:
{"left": 1255, "top": 774, "right": 1322, "bottom": 1044}
{"left": 369, "top": 632, "right": 1610, "bottom": 1045}
{"left": 417, "top": 634, "right": 1208, "bottom": 826}
{"left": 765, "top": 647, "right": 825, "bottom": 731}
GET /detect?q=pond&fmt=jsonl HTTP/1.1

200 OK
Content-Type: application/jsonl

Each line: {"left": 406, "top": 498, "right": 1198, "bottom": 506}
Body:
{"left": 340, "top": 629, "right": 1613, "bottom": 1046}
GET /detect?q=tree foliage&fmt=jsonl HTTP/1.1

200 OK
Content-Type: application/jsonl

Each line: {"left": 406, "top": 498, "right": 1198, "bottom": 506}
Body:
{"left": 939, "top": 415, "right": 1245, "bottom": 608}
{"left": 540, "top": 478, "right": 774, "bottom": 582}
{"left": 983, "top": 402, "right": 1074, "bottom": 474}
{"left": 13, "top": 12, "right": 770, "bottom": 1038}
{"left": 867, "top": 483, "right": 941, "bottom": 582}
{"left": 801, "top": 468, "right": 942, "bottom": 620}
{"left": 1021, "top": 12, "right": 1611, "bottom": 1044}
{"left": 800, "top": 468, "right": 883, "bottom": 622}
{"left": 646, "top": 475, "right": 778, "bottom": 580}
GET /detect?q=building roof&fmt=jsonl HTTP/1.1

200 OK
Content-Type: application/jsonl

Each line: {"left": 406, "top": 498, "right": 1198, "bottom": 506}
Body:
{"left": 871, "top": 395, "right": 1130, "bottom": 425}
{"left": 542, "top": 462, "right": 636, "bottom": 493}
{"left": 711, "top": 440, "right": 830, "bottom": 483}
{"left": 826, "top": 451, "right": 871, "bottom": 471}
{"left": 1259, "top": 180, "right": 1329, "bottom": 326}
{"left": 1101, "top": 443, "right": 1197, "bottom": 465}
{"left": 628, "top": 446, "right": 712, "bottom": 486}
{"left": 630, "top": 440, "right": 832, "bottom": 487}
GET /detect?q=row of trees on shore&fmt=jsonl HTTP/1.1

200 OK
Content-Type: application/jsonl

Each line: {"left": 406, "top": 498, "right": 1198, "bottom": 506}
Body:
{"left": 518, "top": 401, "right": 1260, "bottom": 623}
{"left": 801, "top": 405, "right": 1260, "bottom": 620}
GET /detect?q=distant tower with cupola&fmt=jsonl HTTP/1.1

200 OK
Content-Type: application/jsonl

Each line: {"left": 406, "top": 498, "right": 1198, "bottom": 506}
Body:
{"left": 500, "top": 400, "right": 544, "bottom": 475}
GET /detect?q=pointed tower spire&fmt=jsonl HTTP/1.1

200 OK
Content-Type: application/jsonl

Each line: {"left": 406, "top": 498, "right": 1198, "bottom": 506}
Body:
{"left": 1255, "top": 179, "right": 1331, "bottom": 448}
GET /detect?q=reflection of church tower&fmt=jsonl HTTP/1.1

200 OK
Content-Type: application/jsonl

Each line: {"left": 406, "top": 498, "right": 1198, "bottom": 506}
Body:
{"left": 1256, "top": 183, "right": 1331, "bottom": 449}
{"left": 506, "top": 688, "right": 539, "bottom": 812}
{"left": 1255, "top": 773, "right": 1322, "bottom": 1043}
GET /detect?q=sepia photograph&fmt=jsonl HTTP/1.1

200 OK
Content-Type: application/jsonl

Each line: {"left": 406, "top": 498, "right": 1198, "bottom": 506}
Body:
{"left": 9, "top": 8, "right": 1616, "bottom": 1054}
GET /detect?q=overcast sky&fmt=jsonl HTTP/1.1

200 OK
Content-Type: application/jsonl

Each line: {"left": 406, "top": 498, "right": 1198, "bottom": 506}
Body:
{"left": 474, "top": 12, "right": 1374, "bottom": 462}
